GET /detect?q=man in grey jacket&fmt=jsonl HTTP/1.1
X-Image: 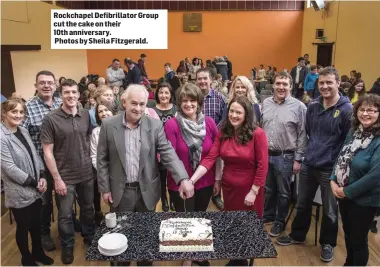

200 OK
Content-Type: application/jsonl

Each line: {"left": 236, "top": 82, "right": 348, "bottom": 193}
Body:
{"left": 97, "top": 84, "right": 194, "bottom": 266}
{"left": 106, "top": 59, "right": 125, "bottom": 87}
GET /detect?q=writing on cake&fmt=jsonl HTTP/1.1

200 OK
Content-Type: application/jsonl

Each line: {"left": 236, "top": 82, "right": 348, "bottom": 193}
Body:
{"left": 159, "top": 218, "right": 214, "bottom": 252}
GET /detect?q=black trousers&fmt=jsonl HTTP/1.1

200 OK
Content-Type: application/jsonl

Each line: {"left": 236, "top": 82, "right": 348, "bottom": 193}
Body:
{"left": 339, "top": 199, "right": 377, "bottom": 266}
{"left": 93, "top": 168, "right": 101, "bottom": 212}
{"left": 41, "top": 163, "right": 54, "bottom": 236}
{"left": 169, "top": 185, "right": 213, "bottom": 212}
{"left": 158, "top": 162, "right": 168, "bottom": 201}
{"left": 290, "top": 165, "right": 338, "bottom": 246}
{"left": 12, "top": 199, "right": 43, "bottom": 258}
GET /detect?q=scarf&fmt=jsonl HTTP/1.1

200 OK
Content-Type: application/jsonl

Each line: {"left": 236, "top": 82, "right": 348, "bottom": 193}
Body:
{"left": 335, "top": 124, "right": 380, "bottom": 187}
{"left": 176, "top": 112, "right": 206, "bottom": 172}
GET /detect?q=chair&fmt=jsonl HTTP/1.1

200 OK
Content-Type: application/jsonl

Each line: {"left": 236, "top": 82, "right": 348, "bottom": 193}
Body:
{"left": 264, "top": 84, "right": 273, "bottom": 92}
{"left": 285, "top": 174, "right": 321, "bottom": 246}
{"left": 259, "top": 89, "right": 272, "bottom": 103}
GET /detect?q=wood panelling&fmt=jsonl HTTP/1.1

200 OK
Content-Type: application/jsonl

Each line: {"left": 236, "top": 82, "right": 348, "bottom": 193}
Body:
{"left": 57, "top": 1, "right": 304, "bottom": 11}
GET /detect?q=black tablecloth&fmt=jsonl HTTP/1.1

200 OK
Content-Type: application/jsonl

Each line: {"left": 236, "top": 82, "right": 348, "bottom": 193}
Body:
{"left": 86, "top": 211, "right": 277, "bottom": 262}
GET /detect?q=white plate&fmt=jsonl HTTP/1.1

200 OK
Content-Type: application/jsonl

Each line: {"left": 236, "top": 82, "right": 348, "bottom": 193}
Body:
{"left": 98, "top": 242, "right": 128, "bottom": 256}
{"left": 98, "top": 233, "right": 128, "bottom": 251}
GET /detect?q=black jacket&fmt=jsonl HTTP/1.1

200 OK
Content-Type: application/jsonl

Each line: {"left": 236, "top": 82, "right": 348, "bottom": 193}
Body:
{"left": 226, "top": 60, "right": 233, "bottom": 80}
{"left": 370, "top": 81, "right": 380, "bottom": 96}
{"left": 290, "top": 65, "right": 309, "bottom": 85}
{"left": 126, "top": 65, "right": 141, "bottom": 86}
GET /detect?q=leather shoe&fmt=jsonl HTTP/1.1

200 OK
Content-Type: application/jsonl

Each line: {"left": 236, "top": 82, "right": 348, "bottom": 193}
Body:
{"left": 21, "top": 256, "right": 38, "bottom": 266}
{"left": 32, "top": 251, "right": 54, "bottom": 265}
{"left": 212, "top": 195, "right": 224, "bottom": 210}
{"left": 41, "top": 235, "right": 56, "bottom": 251}
{"left": 170, "top": 202, "right": 175, "bottom": 211}
{"left": 161, "top": 198, "right": 169, "bottom": 212}
{"left": 61, "top": 247, "right": 74, "bottom": 265}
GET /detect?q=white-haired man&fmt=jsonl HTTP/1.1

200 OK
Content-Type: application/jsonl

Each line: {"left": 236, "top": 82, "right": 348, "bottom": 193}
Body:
{"left": 96, "top": 84, "right": 193, "bottom": 265}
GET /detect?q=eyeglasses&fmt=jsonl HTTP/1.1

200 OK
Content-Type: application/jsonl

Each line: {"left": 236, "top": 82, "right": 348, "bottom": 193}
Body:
{"left": 102, "top": 94, "right": 114, "bottom": 97}
{"left": 358, "top": 108, "right": 379, "bottom": 115}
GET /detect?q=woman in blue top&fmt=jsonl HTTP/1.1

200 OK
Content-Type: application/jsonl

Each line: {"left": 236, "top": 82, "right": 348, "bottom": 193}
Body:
{"left": 222, "top": 76, "right": 261, "bottom": 124}
{"left": 330, "top": 94, "right": 380, "bottom": 266}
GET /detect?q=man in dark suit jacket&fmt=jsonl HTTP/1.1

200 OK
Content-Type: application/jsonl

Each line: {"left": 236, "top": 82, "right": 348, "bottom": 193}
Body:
{"left": 224, "top": 56, "right": 233, "bottom": 81}
{"left": 290, "top": 57, "right": 309, "bottom": 99}
{"left": 137, "top": 53, "right": 148, "bottom": 78}
{"left": 124, "top": 59, "right": 142, "bottom": 86}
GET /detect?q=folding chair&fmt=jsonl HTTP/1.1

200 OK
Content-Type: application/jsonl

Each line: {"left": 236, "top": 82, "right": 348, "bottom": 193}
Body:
{"left": 284, "top": 174, "right": 321, "bottom": 246}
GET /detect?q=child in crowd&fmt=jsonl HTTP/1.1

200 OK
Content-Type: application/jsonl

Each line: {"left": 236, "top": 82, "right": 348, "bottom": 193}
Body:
{"left": 303, "top": 65, "right": 319, "bottom": 98}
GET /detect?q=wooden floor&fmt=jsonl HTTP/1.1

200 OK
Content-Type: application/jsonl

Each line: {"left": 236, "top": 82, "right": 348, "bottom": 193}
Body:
{"left": 2, "top": 199, "right": 380, "bottom": 266}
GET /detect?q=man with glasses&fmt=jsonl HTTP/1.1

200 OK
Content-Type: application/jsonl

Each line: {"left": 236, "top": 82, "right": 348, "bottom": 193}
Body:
{"left": 22, "top": 71, "right": 62, "bottom": 252}
{"left": 22, "top": 71, "right": 80, "bottom": 252}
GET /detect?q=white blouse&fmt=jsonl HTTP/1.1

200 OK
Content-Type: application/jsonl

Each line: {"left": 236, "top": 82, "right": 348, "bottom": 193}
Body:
{"left": 90, "top": 126, "right": 101, "bottom": 170}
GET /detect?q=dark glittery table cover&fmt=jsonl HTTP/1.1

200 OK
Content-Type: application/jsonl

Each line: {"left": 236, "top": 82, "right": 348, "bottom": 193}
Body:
{"left": 86, "top": 211, "right": 277, "bottom": 261}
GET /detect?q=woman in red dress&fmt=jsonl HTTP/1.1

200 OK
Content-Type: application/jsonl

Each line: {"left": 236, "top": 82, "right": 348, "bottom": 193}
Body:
{"left": 190, "top": 96, "right": 268, "bottom": 216}
{"left": 190, "top": 96, "right": 268, "bottom": 266}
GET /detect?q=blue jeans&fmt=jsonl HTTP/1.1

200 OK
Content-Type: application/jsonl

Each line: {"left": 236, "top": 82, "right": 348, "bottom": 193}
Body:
{"left": 290, "top": 164, "right": 338, "bottom": 246}
{"left": 264, "top": 153, "right": 294, "bottom": 224}
{"left": 55, "top": 179, "right": 95, "bottom": 248}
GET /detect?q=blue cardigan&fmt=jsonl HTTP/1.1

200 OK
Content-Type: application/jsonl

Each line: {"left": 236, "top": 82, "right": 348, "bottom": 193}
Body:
{"left": 330, "top": 131, "right": 380, "bottom": 207}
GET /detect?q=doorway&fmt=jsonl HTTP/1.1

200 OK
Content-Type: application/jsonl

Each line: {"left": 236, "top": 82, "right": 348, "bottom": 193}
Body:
{"left": 1, "top": 45, "right": 41, "bottom": 98}
{"left": 316, "top": 43, "right": 334, "bottom": 67}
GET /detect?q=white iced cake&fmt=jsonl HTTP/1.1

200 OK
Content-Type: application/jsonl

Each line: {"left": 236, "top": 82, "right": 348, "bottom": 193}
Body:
{"left": 159, "top": 218, "right": 214, "bottom": 252}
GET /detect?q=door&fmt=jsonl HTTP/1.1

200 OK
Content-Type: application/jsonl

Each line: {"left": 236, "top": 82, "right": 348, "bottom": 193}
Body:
{"left": 316, "top": 44, "right": 333, "bottom": 67}
{"left": 1, "top": 48, "right": 15, "bottom": 98}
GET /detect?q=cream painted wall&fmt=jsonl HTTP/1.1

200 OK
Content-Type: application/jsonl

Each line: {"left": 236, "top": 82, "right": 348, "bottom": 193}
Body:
{"left": 1, "top": 1, "right": 88, "bottom": 99}
{"left": 302, "top": 1, "right": 380, "bottom": 88}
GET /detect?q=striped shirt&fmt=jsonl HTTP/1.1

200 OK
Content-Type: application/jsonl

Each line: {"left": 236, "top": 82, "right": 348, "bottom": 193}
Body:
{"left": 21, "top": 96, "right": 62, "bottom": 157}
{"left": 122, "top": 114, "right": 141, "bottom": 183}
{"left": 202, "top": 89, "right": 227, "bottom": 126}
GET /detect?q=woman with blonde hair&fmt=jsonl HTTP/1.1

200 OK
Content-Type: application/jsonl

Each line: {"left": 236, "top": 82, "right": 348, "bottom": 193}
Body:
{"left": 222, "top": 75, "right": 261, "bottom": 123}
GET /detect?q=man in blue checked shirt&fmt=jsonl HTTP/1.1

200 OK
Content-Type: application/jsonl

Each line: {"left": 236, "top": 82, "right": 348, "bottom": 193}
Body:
{"left": 196, "top": 68, "right": 227, "bottom": 210}
{"left": 22, "top": 70, "right": 80, "bottom": 252}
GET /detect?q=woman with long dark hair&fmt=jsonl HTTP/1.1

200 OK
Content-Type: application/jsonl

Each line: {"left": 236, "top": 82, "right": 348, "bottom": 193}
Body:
{"left": 90, "top": 101, "right": 115, "bottom": 225}
{"left": 190, "top": 96, "right": 269, "bottom": 266}
{"left": 348, "top": 79, "right": 366, "bottom": 104}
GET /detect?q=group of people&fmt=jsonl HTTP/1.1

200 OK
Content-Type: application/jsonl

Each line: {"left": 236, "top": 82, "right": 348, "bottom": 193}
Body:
{"left": 1, "top": 61, "right": 380, "bottom": 267}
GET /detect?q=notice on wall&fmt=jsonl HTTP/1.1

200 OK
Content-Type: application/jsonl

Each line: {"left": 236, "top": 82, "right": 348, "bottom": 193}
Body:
{"left": 51, "top": 10, "right": 168, "bottom": 49}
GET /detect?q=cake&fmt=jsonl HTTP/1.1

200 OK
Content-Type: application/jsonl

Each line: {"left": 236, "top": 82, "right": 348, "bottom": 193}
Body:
{"left": 159, "top": 218, "right": 214, "bottom": 252}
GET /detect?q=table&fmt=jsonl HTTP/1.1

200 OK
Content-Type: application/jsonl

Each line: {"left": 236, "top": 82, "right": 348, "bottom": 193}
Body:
{"left": 86, "top": 211, "right": 277, "bottom": 264}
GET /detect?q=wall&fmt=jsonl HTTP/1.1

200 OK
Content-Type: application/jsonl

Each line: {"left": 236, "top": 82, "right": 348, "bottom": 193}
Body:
{"left": 87, "top": 11, "right": 304, "bottom": 79}
{"left": 302, "top": 1, "right": 380, "bottom": 87}
{"left": 1, "top": 1, "right": 88, "bottom": 99}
